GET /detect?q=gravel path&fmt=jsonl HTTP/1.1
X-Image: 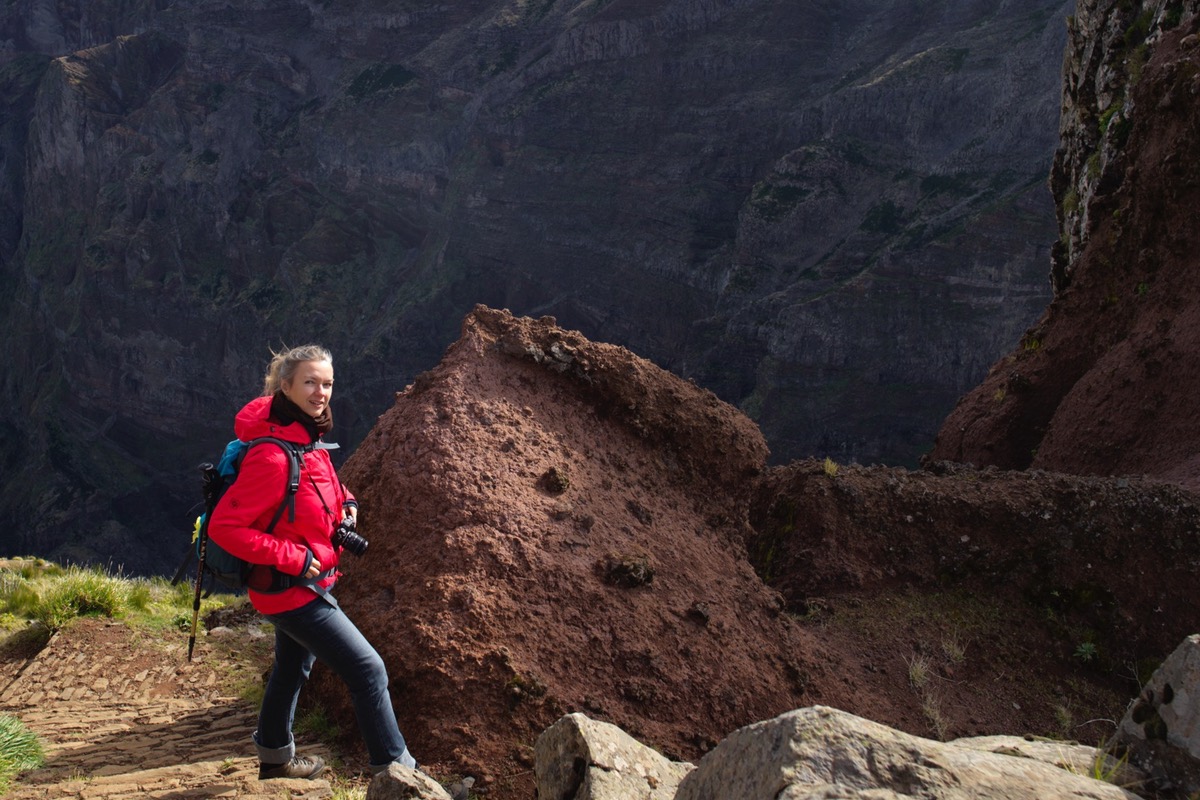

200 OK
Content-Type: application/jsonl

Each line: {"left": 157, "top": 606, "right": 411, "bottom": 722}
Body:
{"left": 0, "top": 617, "right": 334, "bottom": 799}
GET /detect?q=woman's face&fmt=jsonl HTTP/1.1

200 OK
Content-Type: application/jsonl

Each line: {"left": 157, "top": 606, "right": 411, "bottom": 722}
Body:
{"left": 282, "top": 359, "right": 334, "bottom": 418}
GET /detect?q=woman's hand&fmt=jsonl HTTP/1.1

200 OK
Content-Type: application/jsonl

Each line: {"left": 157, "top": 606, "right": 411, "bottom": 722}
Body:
{"left": 305, "top": 557, "right": 322, "bottom": 579}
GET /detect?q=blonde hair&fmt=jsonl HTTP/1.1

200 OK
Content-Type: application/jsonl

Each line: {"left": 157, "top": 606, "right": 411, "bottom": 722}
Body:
{"left": 263, "top": 344, "right": 333, "bottom": 396}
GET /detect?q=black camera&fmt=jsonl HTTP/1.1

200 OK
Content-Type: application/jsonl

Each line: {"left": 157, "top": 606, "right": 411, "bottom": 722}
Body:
{"left": 331, "top": 516, "right": 369, "bottom": 556}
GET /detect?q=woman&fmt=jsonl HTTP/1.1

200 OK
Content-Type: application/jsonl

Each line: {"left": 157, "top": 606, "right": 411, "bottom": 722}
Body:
{"left": 208, "top": 344, "right": 417, "bottom": 779}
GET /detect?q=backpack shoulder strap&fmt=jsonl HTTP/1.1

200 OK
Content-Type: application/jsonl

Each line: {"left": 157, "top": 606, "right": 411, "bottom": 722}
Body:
{"left": 243, "top": 437, "right": 342, "bottom": 530}
{"left": 243, "top": 437, "right": 305, "bottom": 531}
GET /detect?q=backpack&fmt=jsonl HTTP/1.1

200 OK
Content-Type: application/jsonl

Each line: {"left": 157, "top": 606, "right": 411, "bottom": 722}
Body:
{"left": 174, "top": 436, "right": 338, "bottom": 592}
{"left": 176, "top": 435, "right": 340, "bottom": 661}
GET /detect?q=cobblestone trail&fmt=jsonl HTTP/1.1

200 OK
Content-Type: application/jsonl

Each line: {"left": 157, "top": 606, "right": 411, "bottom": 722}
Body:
{"left": 0, "top": 618, "right": 333, "bottom": 799}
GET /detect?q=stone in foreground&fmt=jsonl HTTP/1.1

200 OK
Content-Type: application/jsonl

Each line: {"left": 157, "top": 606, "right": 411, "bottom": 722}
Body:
{"left": 1115, "top": 633, "right": 1200, "bottom": 797}
{"left": 535, "top": 712, "right": 694, "bottom": 800}
{"left": 674, "top": 706, "right": 1142, "bottom": 800}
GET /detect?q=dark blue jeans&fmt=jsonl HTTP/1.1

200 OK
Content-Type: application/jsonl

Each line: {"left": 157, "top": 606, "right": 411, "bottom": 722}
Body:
{"left": 254, "top": 596, "right": 416, "bottom": 770}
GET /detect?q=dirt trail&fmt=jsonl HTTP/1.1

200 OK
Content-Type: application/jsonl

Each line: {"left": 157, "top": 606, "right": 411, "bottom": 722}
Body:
{"left": 0, "top": 617, "right": 333, "bottom": 799}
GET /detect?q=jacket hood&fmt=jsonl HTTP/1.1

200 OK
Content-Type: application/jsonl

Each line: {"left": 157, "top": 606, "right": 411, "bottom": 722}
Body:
{"left": 233, "top": 395, "right": 313, "bottom": 444}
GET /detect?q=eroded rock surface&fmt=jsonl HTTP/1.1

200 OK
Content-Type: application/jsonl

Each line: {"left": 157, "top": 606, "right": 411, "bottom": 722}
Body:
{"left": 316, "top": 306, "right": 818, "bottom": 796}
{"left": 1115, "top": 635, "right": 1200, "bottom": 797}
{"left": 304, "top": 306, "right": 1200, "bottom": 799}
{"left": 675, "top": 706, "right": 1142, "bottom": 800}
{"left": 535, "top": 713, "right": 693, "bottom": 800}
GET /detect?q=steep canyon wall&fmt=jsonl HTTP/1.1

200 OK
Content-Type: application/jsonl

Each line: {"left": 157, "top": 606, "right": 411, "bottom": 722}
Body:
{"left": 0, "top": 0, "right": 1065, "bottom": 571}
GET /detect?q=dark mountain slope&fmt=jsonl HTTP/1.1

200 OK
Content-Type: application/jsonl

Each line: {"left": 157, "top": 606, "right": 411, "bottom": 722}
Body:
{"left": 0, "top": 0, "right": 1064, "bottom": 572}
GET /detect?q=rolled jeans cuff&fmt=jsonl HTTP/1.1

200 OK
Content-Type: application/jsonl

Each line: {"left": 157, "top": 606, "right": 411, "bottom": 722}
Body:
{"left": 253, "top": 730, "right": 295, "bottom": 764}
{"left": 369, "top": 746, "right": 417, "bottom": 774}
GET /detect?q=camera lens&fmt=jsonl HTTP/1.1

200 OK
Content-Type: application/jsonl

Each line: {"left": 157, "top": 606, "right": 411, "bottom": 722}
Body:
{"left": 343, "top": 531, "right": 368, "bottom": 556}
{"left": 332, "top": 518, "right": 368, "bottom": 556}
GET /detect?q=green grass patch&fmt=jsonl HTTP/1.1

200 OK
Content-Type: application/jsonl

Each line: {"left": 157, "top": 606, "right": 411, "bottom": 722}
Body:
{"left": 295, "top": 704, "right": 340, "bottom": 741}
{"left": 0, "top": 557, "right": 237, "bottom": 635}
{"left": 0, "top": 713, "right": 45, "bottom": 792}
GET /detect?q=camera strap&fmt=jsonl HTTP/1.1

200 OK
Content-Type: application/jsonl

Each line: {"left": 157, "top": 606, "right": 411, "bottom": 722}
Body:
{"left": 307, "top": 474, "right": 339, "bottom": 518}
{"left": 302, "top": 474, "right": 341, "bottom": 607}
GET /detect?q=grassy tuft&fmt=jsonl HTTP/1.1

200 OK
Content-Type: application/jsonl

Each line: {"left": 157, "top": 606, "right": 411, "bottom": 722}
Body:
{"left": 906, "top": 652, "right": 932, "bottom": 689}
{"left": 921, "top": 692, "right": 949, "bottom": 741}
{"left": 331, "top": 779, "right": 368, "bottom": 800}
{"left": 0, "top": 713, "right": 45, "bottom": 792}
{"left": 296, "top": 705, "right": 340, "bottom": 741}
{"left": 941, "top": 630, "right": 967, "bottom": 664}
{"left": 34, "top": 567, "right": 128, "bottom": 629}
{"left": 0, "top": 558, "right": 239, "bottom": 638}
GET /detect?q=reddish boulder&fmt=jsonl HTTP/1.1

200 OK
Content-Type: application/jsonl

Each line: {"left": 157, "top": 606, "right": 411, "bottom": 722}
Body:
{"left": 314, "top": 306, "right": 818, "bottom": 795}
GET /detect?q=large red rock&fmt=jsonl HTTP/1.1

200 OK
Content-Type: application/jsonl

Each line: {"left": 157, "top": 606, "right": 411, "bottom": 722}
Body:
{"left": 314, "top": 306, "right": 818, "bottom": 795}
{"left": 300, "top": 305, "right": 1198, "bottom": 800}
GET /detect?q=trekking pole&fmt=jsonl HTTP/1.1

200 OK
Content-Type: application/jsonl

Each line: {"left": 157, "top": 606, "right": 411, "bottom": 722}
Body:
{"left": 187, "top": 528, "right": 207, "bottom": 662}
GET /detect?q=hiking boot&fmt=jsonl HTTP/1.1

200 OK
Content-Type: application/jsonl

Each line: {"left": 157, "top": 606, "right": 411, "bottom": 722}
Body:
{"left": 259, "top": 755, "right": 326, "bottom": 780}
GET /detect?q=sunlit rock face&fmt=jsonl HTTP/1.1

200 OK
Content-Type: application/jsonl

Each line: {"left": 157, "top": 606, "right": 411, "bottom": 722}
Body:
{"left": 314, "top": 306, "right": 816, "bottom": 794}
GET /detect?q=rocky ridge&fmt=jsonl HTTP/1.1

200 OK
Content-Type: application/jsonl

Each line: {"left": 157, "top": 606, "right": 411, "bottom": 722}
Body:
{"left": 5, "top": 304, "right": 1196, "bottom": 799}
{"left": 0, "top": 611, "right": 1179, "bottom": 800}
{"left": 295, "top": 305, "right": 1192, "bottom": 799}
{"left": 931, "top": 1, "right": 1200, "bottom": 482}
{"left": 0, "top": 3, "right": 1197, "bottom": 799}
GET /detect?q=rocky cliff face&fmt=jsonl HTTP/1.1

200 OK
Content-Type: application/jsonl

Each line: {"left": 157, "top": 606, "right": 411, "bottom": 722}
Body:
{"left": 0, "top": 0, "right": 1065, "bottom": 572}
{"left": 930, "top": 0, "right": 1200, "bottom": 485}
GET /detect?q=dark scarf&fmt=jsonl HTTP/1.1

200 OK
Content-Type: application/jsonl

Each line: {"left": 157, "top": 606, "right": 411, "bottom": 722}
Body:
{"left": 270, "top": 391, "right": 333, "bottom": 440}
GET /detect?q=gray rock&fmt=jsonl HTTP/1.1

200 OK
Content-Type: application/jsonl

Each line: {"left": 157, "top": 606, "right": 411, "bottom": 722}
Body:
{"left": 366, "top": 763, "right": 453, "bottom": 800}
{"left": 674, "top": 706, "right": 1143, "bottom": 800}
{"left": 1051, "top": 0, "right": 1200, "bottom": 289}
{"left": 535, "top": 712, "right": 694, "bottom": 800}
{"left": 1114, "top": 634, "right": 1200, "bottom": 796}
{"left": 954, "top": 735, "right": 1146, "bottom": 790}
{"left": 446, "top": 775, "right": 474, "bottom": 800}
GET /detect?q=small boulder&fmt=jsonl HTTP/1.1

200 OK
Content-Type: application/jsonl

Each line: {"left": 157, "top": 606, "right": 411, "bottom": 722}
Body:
{"left": 954, "top": 735, "right": 1146, "bottom": 789}
{"left": 535, "top": 712, "right": 694, "bottom": 800}
{"left": 366, "top": 763, "right": 452, "bottom": 800}
{"left": 1113, "top": 634, "right": 1200, "bottom": 796}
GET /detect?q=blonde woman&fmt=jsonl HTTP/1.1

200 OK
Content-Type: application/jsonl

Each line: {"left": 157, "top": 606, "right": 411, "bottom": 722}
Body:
{"left": 209, "top": 345, "right": 417, "bottom": 778}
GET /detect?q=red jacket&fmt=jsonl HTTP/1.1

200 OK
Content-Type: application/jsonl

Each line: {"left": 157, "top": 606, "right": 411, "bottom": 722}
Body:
{"left": 207, "top": 395, "right": 353, "bottom": 614}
